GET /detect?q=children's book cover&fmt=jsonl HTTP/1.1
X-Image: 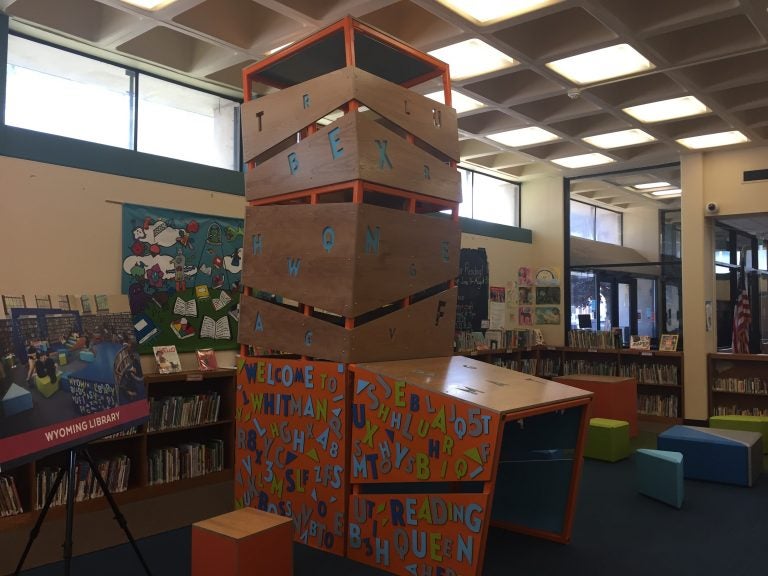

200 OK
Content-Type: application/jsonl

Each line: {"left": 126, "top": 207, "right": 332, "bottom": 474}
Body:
{"left": 0, "top": 295, "right": 148, "bottom": 472}
{"left": 152, "top": 345, "right": 181, "bottom": 374}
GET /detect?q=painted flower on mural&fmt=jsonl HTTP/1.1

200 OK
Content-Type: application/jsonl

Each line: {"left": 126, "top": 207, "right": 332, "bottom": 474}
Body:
{"left": 147, "top": 263, "right": 165, "bottom": 288}
{"left": 131, "top": 240, "right": 145, "bottom": 256}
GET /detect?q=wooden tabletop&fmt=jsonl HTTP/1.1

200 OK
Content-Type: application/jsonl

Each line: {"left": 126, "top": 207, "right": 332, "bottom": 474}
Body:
{"left": 193, "top": 507, "right": 292, "bottom": 540}
{"left": 355, "top": 356, "right": 592, "bottom": 415}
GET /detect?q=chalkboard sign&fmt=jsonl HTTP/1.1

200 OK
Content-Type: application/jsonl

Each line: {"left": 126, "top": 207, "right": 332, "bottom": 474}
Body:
{"left": 456, "top": 248, "right": 489, "bottom": 331}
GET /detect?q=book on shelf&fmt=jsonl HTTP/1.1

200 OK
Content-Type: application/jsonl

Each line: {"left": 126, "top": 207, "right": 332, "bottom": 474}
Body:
{"left": 0, "top": 475, "right": 23, "bottom": 517}
{"left": 196, "top": 348, "right": 218, "bottom": 371}
{"left": 200, "top": 316, "right": 230, "bottom": 340}
{"left": 173, "top": 296, "right": 198, "bottom": 317}
{"left": 211, "top": 290, "right": 232, "bottom": 311}
{"left": 153, "top": 345, "right": 182, "bottom": 374}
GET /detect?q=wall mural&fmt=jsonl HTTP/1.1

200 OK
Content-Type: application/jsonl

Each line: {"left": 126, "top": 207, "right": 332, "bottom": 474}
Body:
{"left": 121, "top": 204, "right": 243, "bottom": 353}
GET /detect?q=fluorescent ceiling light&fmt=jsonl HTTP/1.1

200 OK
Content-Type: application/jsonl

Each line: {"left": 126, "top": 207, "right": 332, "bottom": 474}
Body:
{"left": 634, "top": 181, "right": 671, "bottom": 190}
{"left": 546, "top": 44, "right": 654, "bottom": 85}
{"left": 267, "top": 42, "right": 294, "bottom": 56}
{"left": 650, "top": 188, "right": 681, "bottom": 197}
{"left": 551, "top": 153, "right": 615, "bottom": 169}
{"left": 425, "top": 90, "right": 485, "bottom": 113}
{"left": 435, "top": 0, "right": 562, "bottom": 25}
{"left": 624, "top": 96, "right": 709, "bottom": 123}
{"left": 119, "top": 0, "right": 179, "bottom": 9}
{"left": 429, "top": 39, "right": 517, "bottom": 80}
{"left": 583, "top": 129, "right": 656, "bottom": 149}
{"left": 677, "top": 131, "right": 749, "bottom": 150}
{"left": 487, "top": 127, "right": 559, "bottom": 147}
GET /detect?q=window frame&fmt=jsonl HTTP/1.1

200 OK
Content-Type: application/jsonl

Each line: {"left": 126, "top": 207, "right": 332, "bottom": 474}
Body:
{"left": 569, "top": 199, "right": 623, "bottom": 246}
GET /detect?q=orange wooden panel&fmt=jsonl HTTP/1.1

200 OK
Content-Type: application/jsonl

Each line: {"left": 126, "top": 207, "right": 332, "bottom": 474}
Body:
{"left": 347, "top": 493, "right": 490, "bottom": 576}
{"left": 242, "top": 203, "right": 460, "bottom": 317}
{"left": 192, "top": 509, "right": 293, "bottom": 576}
{"left": 349, "top": 366, "right": 499, "bottom": 483}
{"left": 238, "top": 289, "right": 457, "bottom": 363}
{"left": 234, "top": 358, "right": 348, "bottom": 556}
{"left": 554, "top": 375, "right": 638, "bottom": 436}
{"left": 241, "top": 66, "right": 458, "bottom": 164}
{"left": 245, "top": 112, "right": 460, "bottom": 203}
{"left": 355, "top": 356, "right": 594, "bottom": 415}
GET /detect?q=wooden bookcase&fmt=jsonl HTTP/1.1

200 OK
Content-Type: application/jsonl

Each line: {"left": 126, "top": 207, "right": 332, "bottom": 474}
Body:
{"left": 461, "top": 346, "right": 684, "bottom": 422}
{"left": 709, "top": 353, "right": 768, "bottom": 416}
{"left": 0, "top": 368, "right": 235, "bottom": 572}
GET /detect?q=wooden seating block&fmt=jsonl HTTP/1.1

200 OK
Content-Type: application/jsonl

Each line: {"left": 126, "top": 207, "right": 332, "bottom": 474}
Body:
{"left": 555, "top": 375, "right": 638, "bottom": 436}
{"left": 242, "top": 203, "right": 460, "bottom": 317}
{"left": 192, "top": 507, "right": 293, "bottom": 576}
{"left": 238, "top": 288, "right": 457, "bottom": 363}
{"left": 245, "top": 111, "right": 460, "bottom": 203}
{"left": 241, "top": 66, "right": 458, "bottom": 163}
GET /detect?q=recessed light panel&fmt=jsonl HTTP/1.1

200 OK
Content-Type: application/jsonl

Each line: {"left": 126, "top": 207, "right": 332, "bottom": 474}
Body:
{"left": 546, "top": 44, "right": 654, "bottom": 85}
{"left": 120, "top": 0, "right": 179, "bottom": 10}
{"left": 634, "top": 182, "right": 671, "bottom": 190}
{"left": 426, "top": 90, "right": 485, "bottom": 113}
{"left": 624, "top": 96, "right": 709, "bottom": 123}
{"left": 583, "top": 129, "right": 656, "bottom": 149}
{"left": 650, "top": 189, "right": 682, "bottom": 197}
{"left": 487, "top": 127, "right": 559, "bottom": 147}
{"left": 677, "top": 131, "right": 749, "bottom": 149}
{"left": 552, "top": 153, "right": 615, "bottom": 169}
{"left": 429, "top": 39, "right": 517, "bottom": 80}
{"left": 435, "top": 0, "right": 563, "bottom": 25}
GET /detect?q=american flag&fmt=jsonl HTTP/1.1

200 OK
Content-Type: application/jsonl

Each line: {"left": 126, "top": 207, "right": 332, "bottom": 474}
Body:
{"left": 732, "top": 281, "right": 751, "bottom": 354}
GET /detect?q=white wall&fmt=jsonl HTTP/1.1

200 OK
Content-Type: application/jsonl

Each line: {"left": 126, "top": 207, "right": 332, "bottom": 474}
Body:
{"left": 622, "top": 205, "right": 660, "bottom": 262}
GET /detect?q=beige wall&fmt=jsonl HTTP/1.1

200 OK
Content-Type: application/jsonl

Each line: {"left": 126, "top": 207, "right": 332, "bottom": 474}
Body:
{"left": 0, "top": 155, "right": 245, "bottom": 372}
{"left": 622, "top": 205, "right": 660, "bottom": 261}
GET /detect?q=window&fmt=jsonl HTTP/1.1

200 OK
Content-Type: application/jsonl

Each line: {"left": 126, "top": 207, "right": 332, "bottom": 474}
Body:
{"left": 94, "top": 294, "right": 110, "bottom": 313}
{"left": 57, "top": 295, "right": 71, "bottom": 310}
{"left": 35, "top": 295, "right": 52, "bottom": 308}
{"left": 80, "top": 295, "right": 92, "bottom": 314}
{"left": 6, "top": 35, "right": 240, "bottom": 170}
{"left": 2, "top": 295, "right": 26, "bottom": 315}
{"left": 455, "top": 168, "right": 520, "bottom": 226}
{"left": 570, "top": 200, "right": 622, "bottom": 245}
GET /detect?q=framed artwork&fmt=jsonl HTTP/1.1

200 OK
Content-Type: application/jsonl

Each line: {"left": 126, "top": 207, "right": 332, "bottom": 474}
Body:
{"left": 629, "top": 335, "right": 651, "bottom": 350}
{"left": 659, "top": 334, "right": 679, "bottom": 352}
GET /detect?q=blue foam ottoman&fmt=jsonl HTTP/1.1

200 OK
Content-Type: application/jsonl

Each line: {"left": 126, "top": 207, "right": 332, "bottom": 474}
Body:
{"left": 79, "top": 350, "right": 95, "bottom": 362}
{"left": 658, "top": 425, "right": 762, "bottom": 487}
{"left": 2, "top": 383, "right": 33, "bottom": 417}
{"left": 636, "top": 449, "right": 684, "bottom": 508}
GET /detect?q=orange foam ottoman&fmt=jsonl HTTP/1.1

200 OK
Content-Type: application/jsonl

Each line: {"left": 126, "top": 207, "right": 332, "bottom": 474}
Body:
{"left": 192, "top": 507, "right": 293, "bottom": 576}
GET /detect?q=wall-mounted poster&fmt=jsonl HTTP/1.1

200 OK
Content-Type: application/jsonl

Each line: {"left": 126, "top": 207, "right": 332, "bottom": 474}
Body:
{"left": 121, "top": 204, "right": 243, "bottom": 353}
{"left": 535, "top": 287, "right": 561, "bottom": 305}
{"left": 456, "top": 248, "right": 489, "bottom": 332}
{"left": 535, "top": 267, "right": 560, "bottom": 286}
{"left": 0, "top": 296, "right": 148, "bottom": 471}
{"left": 535, "top": 306, "right": 561, "bottom": 325}
{"left": 518, "top": 306, "right": 533, "bottom": 326}
{"left": 518, "top": 266, "right": 533, "bottom": 287}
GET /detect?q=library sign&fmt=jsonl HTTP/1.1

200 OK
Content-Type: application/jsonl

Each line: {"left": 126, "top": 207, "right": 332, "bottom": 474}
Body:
{"left": 234, "top": 358, "right": 347, "bottom": 556}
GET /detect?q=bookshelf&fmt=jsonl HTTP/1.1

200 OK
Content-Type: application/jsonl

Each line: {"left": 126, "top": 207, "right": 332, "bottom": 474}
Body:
{"left": 709, "top": 353, "right": 768, "bottom": 416}
{"left": 0, "top": 368, "right": 235, "bottom": 571}
{"left": 457, "top": 346, "right": 684, "bottom": 422}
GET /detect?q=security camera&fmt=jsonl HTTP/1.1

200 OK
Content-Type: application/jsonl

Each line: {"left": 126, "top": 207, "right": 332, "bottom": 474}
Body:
{"left": 567, "top": 88, "right": 581, "bottom": 100}
{"left": 705, "top": 202, "right": 719, "bottom": 215}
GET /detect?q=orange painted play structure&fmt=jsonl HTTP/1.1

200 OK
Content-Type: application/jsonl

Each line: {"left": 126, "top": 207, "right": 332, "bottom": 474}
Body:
{"left": 233, "top": 16, "right": 593, "bottom": 576}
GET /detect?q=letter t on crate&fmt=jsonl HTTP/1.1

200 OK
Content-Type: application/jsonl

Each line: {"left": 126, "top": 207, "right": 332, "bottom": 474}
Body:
{"left": 191, "top": 507, "right": 293, "bottom": 576}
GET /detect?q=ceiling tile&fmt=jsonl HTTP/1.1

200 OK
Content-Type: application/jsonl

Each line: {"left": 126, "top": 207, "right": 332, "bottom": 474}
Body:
{"left": 591, "top": 0, "right": 739, "bottom": 35}
{"left": 521, "top": 141, "right": 590, "bottom": 160}
{"left": 463, "top": 69, "right": 563, "bottom": 105}
{"left": 710, "top": 80, "right": 768, "bottom": 111}
{"left": 358, "top": 1, "right": 461, "bottom": 49}
{"left": 205, "top": 60, "right": 258, "bottom": 90}
{"left": 609, "top": 142, "right": 678, "bottom": 161}
{"left": 459, "top": 138, "right": 502, "bottom": 158}
{"left": 680, "top": 50, "right": 768, "bottom": 90}
{"left": 550, "top": 113, "right": 629, "bottom": 138}
{"left": 649, "top": 115, "right": 732, "bottom": 139}
{"left": 117, "top": 26, "right": 232, "bottom": 73}
{"left": 587, "top": 73, "right": 685, "bottom": 108}
{"left": 173, "top": 0, "right": 299, "bottom": 51}
{"left": 270, "top": 0, "right": 365, "bottom": 20}
{"left": 458, "top": 111, "right": 526, "bottom": 134}
{"left": 6, "top": 0, "right": 140, "bottom": 43}
{"left": 733, "top": 106, "right": 768, "bottom": 128}
{"left": 467, "top": 151, "right": 533, "bottom": 170}
{"left": 510, "top": 93, "right": 600, "bottom": 123}
{"left": 644, "top": 14, "right": 766, "bottom": 65}
{"left": 493, "top": 7, "right": 617, "bottom": 62}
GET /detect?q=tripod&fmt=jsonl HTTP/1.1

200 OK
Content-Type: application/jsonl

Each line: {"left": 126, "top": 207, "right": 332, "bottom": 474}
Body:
{"left": 14, "top": 447, "right": 153, "bottom": 576}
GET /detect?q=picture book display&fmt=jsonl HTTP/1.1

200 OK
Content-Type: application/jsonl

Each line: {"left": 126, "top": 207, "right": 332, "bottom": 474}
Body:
{"left": 121, "top": 203, "right": 243, "bottom": 353}
{"left": 659, "top": 334, "right": 679, "bottom": 352}
{"left": 629, "top": 335, "right": 652, "bottom": 350}
{"left": 195, "top": 348, "right": 218, "bottom": 371}
{"left": 152, "top": 345, "right": 181, "bottom": 374}
{"left": 0, "top": 296, "right": 149, "bottom": 472}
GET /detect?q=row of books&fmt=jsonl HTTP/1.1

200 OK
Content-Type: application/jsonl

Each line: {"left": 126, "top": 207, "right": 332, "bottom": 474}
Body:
{"left": 490, "top": 357, "right": 561, "bottom": 379}
{"left": 34, "top": 455, "right": 130, "bottom": 510}
{"left": 147, "top": 393, "right": 221, "bottom": 432}
{"left": 148, "top": 440, "right": 224, "bottom": 486}
{"left": 101, "top": 426, "right": 139, "bottom": 441}
{"left": 619, "top": 363, "right": 679, "bottom": 386}
{"left": 713, "top": 377, "right": 768, "bottom": 395}
{"left": 637, "top": 394, "right": 679, "bottom": 418}
{"left": 562, "top": 360, "right": 618, "bottom": 376}
{"left": 567, "top": 330, "right": 621, "bottom": 350}
{"left": 455, "top": 329, "right": 537, "bottom": 353}
{"left": 712, "top": 406, "right": 768, "bottom": 416}
{"left": 0, "top": 475, "right": 23, "bottom": 517}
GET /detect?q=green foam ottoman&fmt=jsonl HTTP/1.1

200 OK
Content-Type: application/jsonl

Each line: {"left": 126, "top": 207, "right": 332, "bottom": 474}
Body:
{"left": 636, "top": 449, "right": 684, "bottom": 509}
{"left": 710, "top": 416, "right": 768, "bottom": 454}
{"left": 585, "top": 418, "right": 631, "bottom": 462}
{"left": 35, "top": 374, "right": 60, "bottom": 398}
